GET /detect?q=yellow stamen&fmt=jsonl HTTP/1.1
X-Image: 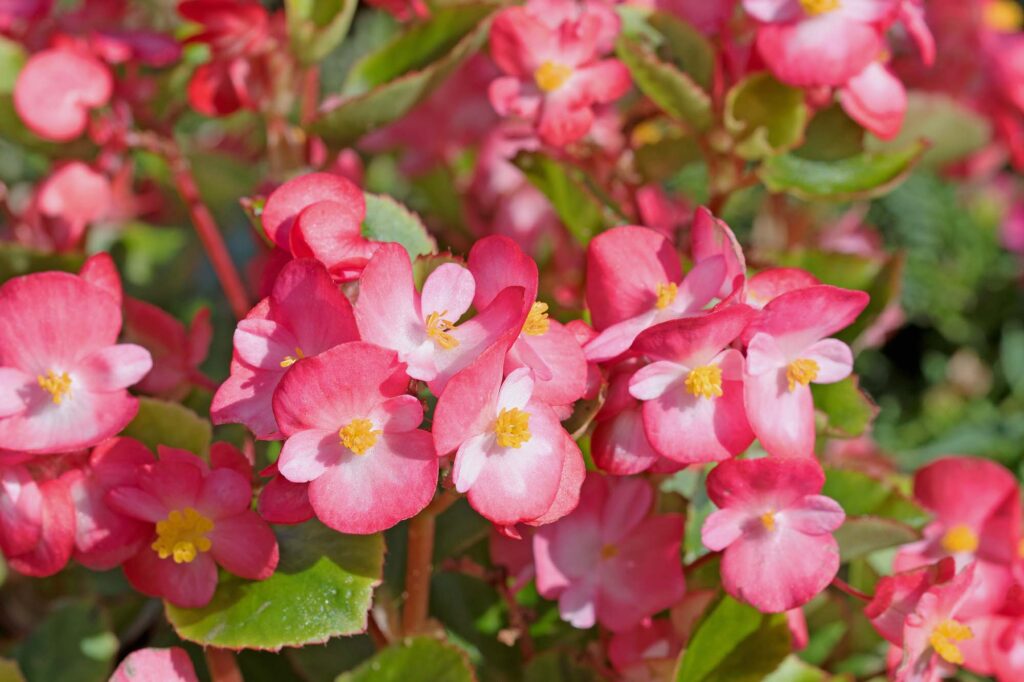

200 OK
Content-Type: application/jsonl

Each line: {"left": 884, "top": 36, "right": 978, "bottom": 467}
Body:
{"left": 279, "top": 346, "right": 306, "bottom": 368}
{"left": 339, "top": 418, "right": 381, "bottom": 455}
{"left": 534, "top": 61, "right": 573, "bottom": 92}
{"left": 152, "top": 507, "right": 214, "bottom": 564}
{"left": 685, "top": 365, "right": 723, "bottom": 400}
{"left": 799, "top": 0, "right": 840, "bottom": 15}
{"left": 655, "top": 282, "right": 678, "bottom": 310}
{"left": 600, "top": 544, "right": 618, "bottom": 560}
{"left": 426, "top": 310, "right": 459, "bottom": 350}
{"left": 941, "top": 524, "right": 979, "bottom": 554}
{"left": 523, "top": 301, "right": 550, "bottom": 336}
{"left": 929, "top": 619, "right": 973, "bottom": 665}
{"left": 495, "top": 407, "right": 531, "bottom": 448}
{"left": 760, "top": 511, "right": 776, "bottom": 531}
{"left": 37, "top": 370, "right": 72, "bottom": 405}
{"left": 985, "top": 0, "right": 1023, "bottom": 32}
{"left": 786, "top": 358, "right": 819, "bottom": 391}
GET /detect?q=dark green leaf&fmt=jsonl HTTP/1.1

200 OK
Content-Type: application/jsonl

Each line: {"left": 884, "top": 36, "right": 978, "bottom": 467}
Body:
{"left": 633, "top": 118, "right": 702, "bottom": 182}
{"left": 15, "top": 602, "right": 116, "bottom": 682}
{"left": 812, "top": 377, "right": 878, "bottom": 439}
{"left": 286, "top": 0, "right": 359, "bottom": 64}
{"left": 363, "top": 193, "right": 437, "bottom": 259}
{"left": 758, "top": 143, "right": 926, "bottom": 201}
{"left": 833, "top": 517, "right": 918, "bottom": 562}
{"left": 523, "top": 650, "right": 598, "bottom": 681}
{"left": 335, "top": 637, "right": 474, "bottom": 682}
{"left": 288, "top": 636, "right": 376, "bottom": 682}
{"left": 647, "top": 11, "right": 714, "bottom": 88}
{"left": 725, "top": 73, "right": 808, "bottom": 160}
{"left": 167, "top": 521, "right": 384, "bottom": 650}
{"left": 796, "top": 105, "right": 864, "bottom": 161}
{"left": 120, "top": 397, "right": 212, "bottom": 456}
{"left": 616, "top": 35, "right": 711, "bottom": 132}
{"left": 0, "top": 243, "right": 84, "bottom": 284}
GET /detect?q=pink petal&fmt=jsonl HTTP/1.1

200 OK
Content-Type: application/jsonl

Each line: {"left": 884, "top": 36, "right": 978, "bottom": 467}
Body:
{"left": 453, "top": 432, "right": 491, "bottom": 493}
{"left": 702, "top": 508, "right": 747, "bottom": 550}
{"left": 257, "top": 475, "right": 314, "bottom": 525}
{"left": 591, "top": 407, "right": 661, "bottom": 475}
{"left": 270, "top": 258, "right": 360, "bottom": 354}
{"left": 756, "top": 13, "right": 883, "bottom": 88}
{"left": 421, "top": 263, "right": 476, "bottom": 323}
{"left": 584, "top": 310, "right": 658, "bottom": 363}
{"left": 784, "top": 495, "right": 846, "bottom": 535}
{"left": 745, "top": 332, "right": 789, "bottom": 376}
{"left": 197, "top": 468, "right": 253, "bottom": 519}
{"left": 467, "top": 235, "right": 539, "bottom": 310}
{"left": 508, "top": 322, "right": 587, "bottom": 405}
{"left": 111, "top": 648, "right": 199, "bottom": 682}
{"left": 261, "top": 172, "right": 365, "bottom": 250}
{"left": 633, "top": 304, "right": 755, "bottom": 366}
{"left": 691, "top": 207, "right": 747, "bottom": 299}
{"left": 628, "top": 360, "right": 685, "bottom": 401}
{"left": 744, "top": 367, "right": 816, "bottom": 458}
{"left": 642, "top": 377, "right": 754, "bottom": 463}
{"left": 671, "top": 256, "right": 727, "bottom": 313}
{"left": 355, "top": 244, "right": 426, "bottom": 361}
{"left": 369, "top": 394, "right": 424, "bottom": 433}
{"left": 209, "top": 510, "right": 279, "bottom": 580}
{"left": 600, "top": 476, "right": 652, "bottom": 544}
{"left": 123, "top": 547, "right": 218, "bottom": 608}
{"left": 0, "top": 367, "right": 31, "bottom": 417}
{"left": 6, "top": 476, "right": 76, "bottom": 577}
{"left": 14, "top": 48, "right": 112, "bottom": 141}
{"left": 278, "top": 429, "right": 343, "bottom": 483}
{"left": 76, "top": 344, "right": 153, "bottom": 392}
{"left": 497, "top": 367, "right": 535, "bottom": 411}
{"left": 840, "top": 61, "right": 906, "bottom": 141}
{"left": 803, "top": 338, "right": 854, "bottom": 384}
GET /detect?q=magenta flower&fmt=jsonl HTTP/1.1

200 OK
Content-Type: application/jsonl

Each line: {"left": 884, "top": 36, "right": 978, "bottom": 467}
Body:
{"left": 273, "top": 341, "right": 438, "bottom": 535}
{"left": 534, "top": 474, "right": 685, "bottom": 631}
{"left": 107, "top": 447, "right": 279, "bottom": 608}
{"left": 702, "top": 457, "right": 845, "bottom": 612}
{"left": 742, "top": 285, "right": 869, "bottom": 458}
{"left": 0, "top": 270, "right": 152, "bottom": 454}
{"left": 111, "top": 647, "right": 198, "bottom": 682}
{"left": 14, "top": 47, "right": 112, "bottom": 141}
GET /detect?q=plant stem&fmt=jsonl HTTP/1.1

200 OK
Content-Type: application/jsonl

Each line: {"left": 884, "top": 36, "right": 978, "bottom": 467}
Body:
{"left": 831, "top": 576, "right": 872, "bottom": 602}
{"left": 401, "top": 491, "right": 459, "bottom": 635}
{"left": 204, "top": 648, "right": 243, "bottom": 682}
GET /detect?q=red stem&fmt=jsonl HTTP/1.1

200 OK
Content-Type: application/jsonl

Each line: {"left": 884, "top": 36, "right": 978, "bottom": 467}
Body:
{"left": 401, "top": 490, "right": 459, "bottom": 635}
{"left": 204, "top": 648, "right": 243, "bottom": 682}
{"left": 831, "top": 577, "right": 872, "bottom": 602}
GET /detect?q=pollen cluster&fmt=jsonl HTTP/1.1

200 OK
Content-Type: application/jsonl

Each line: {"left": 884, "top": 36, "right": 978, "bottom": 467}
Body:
{"left": 152, "top": 507, "right": 214, "bottom": 564}
{"left": 655, "top": 281, "right": 678, "bottom": 310}
{"left": 786, "top": 358, "right": 819, "bottom": 392}
{"left": 929, "top": 619, "right": 973, "bottom": 665}
{"left": 799, "top": 0, "right": 839, "bottom": 15}
{"left": 495, "top": 407, "right": 531, "bottom": 448}
{"left": 534, "top": 61, "right": 572, "bottom": 92}
{"left": 523, "top": 301, "right": 550, "bottom": 336}
{"left": 280, "top": 346, "right": 306, "bottom": 368}
{"left": 941, "top": 524, "right": 979, "bottom": 554}
{"left": 37, "top": 370, "right": 72, "bottom": 405}
{"left": 685, "top": 364, "right": 723, "bottom": 399}
{"left": 426, "top": 310, "right": 459, "bottom": 349}
{"left": 340, "top": 418, "right": 381, "bottom": 455}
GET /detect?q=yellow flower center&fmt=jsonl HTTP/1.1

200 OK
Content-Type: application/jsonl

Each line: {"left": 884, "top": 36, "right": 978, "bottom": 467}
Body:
{"left": 339, "top": 418, "right": 381, "bottom": 455}
{"left": 600, "top": 544, "right": 619, "bottom": 560}
{"left": 760, "top": 511, "right": 776, "bottom": 532}
{"left": 534, "top": 61, "right": 573, "bottom": 92}
{"left": 929, "top": 619, "right": 973, "bottom": 665}
{"left": 495, "top": 407, "right": 531, "bottom": 448}
{"left": 786, "top": 358, "right": 819, "bottom": 391}
{"left": 799, "top": 0, "right": 840, "bottom": 15}
{"left": 655, "top": 282, "right": 678, "bottom": 310}
{"left": 523, "top": 301, "right": 550, "bottom": 336}
{"left": 426, "top": 310, "right": 459, "bottom": 350}
{"left": 279, "top": 346, "right": 306, "bottom": 368}
{"left": 37, "top": 370, "right": 72, "bottom": 405}
{"left": 985, "top": 0, "right": 1023, "bottom": 31}
{"left": 685, "top": 364, "right": 723, "bottom": 400}
{"left": 152, "top": 507, "right": 214, "bottom": 564}
{"left": 941, "top": 524, "right": 979, "bottom": 554}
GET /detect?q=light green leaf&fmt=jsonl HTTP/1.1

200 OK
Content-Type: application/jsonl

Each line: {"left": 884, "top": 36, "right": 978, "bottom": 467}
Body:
{"left": 616, "top": 35, "right": 712, "bottom": 132}
{"left": 812, "top": 377, "right": 878, "bottom": 439}
{"left": 821, "top": 468, "right": 925, "bottom": 525}
{"left": 0, "top": 243, "right": 84, "bottom": 285}
{"left": 834, "top": 517, "right": 918, "bottom": 562}
{"left": 796, "top": 104, "right": 864, "bottom": 161}
{"left": 286, "top": 0, "right": 359, "bottom": 65}
{"left": 647, "top": 11, "right": 714, "bottom": 88}
{"left": 167, "top": 521, "right": 384, "bottom": 651}
{"left": 15, "top": 602, "right": 115, "bottom": 682}
{"left": 725, "top": 73, "right": 808, "bottom": 160}
{"left": 0, "top": 37, "right": 25, "bottom": 95}
{"left": 675, "top": 595, "right": 791, "bottom": 682}
{"left": 759, "top": 143, "right": 926, "bottom": 201}
{"left": 120, "top": 397, "right": 212, "bottom": 456}
{"left": 763, "top": 656, "right": 831, "bottom": 682}
{"left": 335, "top": 637, "right": 474, "bottom": 682}
{"left": 363, "top": 193, "right": 437, "bottom": 259}
{"left": 0, "top": 658, "right": 25, "bottom": 682}
{"left": 866, "top": 92, "right": 991, "bottom": 167}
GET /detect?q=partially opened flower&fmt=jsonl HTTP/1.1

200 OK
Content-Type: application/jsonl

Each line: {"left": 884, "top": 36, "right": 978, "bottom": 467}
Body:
{"left": 107, "top": 447, "right": 279, "bottom": 608}
{"left": 534, "top": 474, "right": 685, "bottom": 631}
{"left": 742, "top": 285, "right": 869, "bottom": 458}
{"left": 0, "top": 270, "right": 152, "bottom": 454}
{"left": 24, "top": 161, "right": 112, "bottom": 252}
{"left": 111, "top": 647, "right": 199, "bottom": 682}
{"left": 628, "top": 304, "right": 756, "bottom": 463}
{"left": 584, "top": 225, "right": 726, "bottom": 363}
{"left": 0, "top": 456, "right": 77, "bottom": 577}
{"left": 608, "top": 618, "right": 682, "bottom": 679}
{"left": 592, "top": 361, "right": 671, "bottom": 475}
{"left": 273, "top": 342, "right": 438, "bottom": 534}
{"left": 355, "top": 243, "right": 525, "bottom": 391}
{"left": 14, "top": 47, "right": 112, "bottom": 141}
{"left": 467, "top": 235, "right": 587, "bottom": 406}
{"left": 839, "top": 60, "right": 908, "bottom": 140}
{"left": 123, "top": 298, "right": 213, "bottom": 400}
{"left": 745, "top": 268, "right": 820, "bottom": 309}
{"left": 690, "top": 206, "right": 747, "bottom": 300}
{"left": 702, "top": 457, "right": 845, "bottom": 612}
{"left": 212, "top": 258, "right": 359, "bottom": 438}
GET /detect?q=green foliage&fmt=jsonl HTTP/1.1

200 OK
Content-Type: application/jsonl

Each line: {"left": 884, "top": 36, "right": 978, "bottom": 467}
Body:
{"left": 0, "top": 37, "right": 25, "bottom": 95}
{"left": 363, "top": 193, "right": 438, "bottom": 259}
{"left": 335, "top": 637, "right": 475, "bottom": 682}
{"left": 0, "top": 243, "right": 84, "bottom": 284}
{"left": 867, "top": 92, "right": 991, "bottom": 168}
{"left": 796, "top": 105, "right": 864, "bottom": 161}
{"left": 121, "top": 397, "right": 212, "bottom": 456}
{"left": 833, "top": 517, "right": 918, "bottom": 562}
{"left": 286, "top": 0, "right": 359, "bottom": 64}
{"left": 725, "top": 73, "right": 808, "bottom": 160}
{"left": 14, "top": 602, "right": 116, "bottom": 682}
{"left": 812, "top": 378, "right": 878, "bottom": 439}
{"left": 759, "top": 143, "right": 925, "bottom": 201}
{"left": 167, "top": 521, "right": 384, "bottom": 650}
{"left": 821, "top": 468, "right": 925, "bottom": 525}
{"left": 616, "top": 35, "right": 712, "bottom": 132}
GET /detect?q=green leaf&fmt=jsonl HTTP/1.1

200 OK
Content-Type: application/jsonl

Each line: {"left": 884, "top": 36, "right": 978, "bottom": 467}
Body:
{"left": 0, "top": 658, "right": 25, "bottom": 682}
{"left": 522, "top": 650, "right": 599, "bottom": 681}
{"left": 675, "top": 595, "right": 791, "bottom": 682}
{"left": 288, "top": 636, "right": 375, "bottom": 681}
{"left": 633, "top": 118, "right": 702, "bottom": 182}
{"left": 812, "top": 377, "right": 878, "bottom": 439}
{"left": 120, "top": 397, "right": 212, "bottom": 456}
{"left": 763, "top": 656, "right": 830, "bottom": 682}
{"left": 821, "top": 468, "right": 926, "bottom": 525}
{"left": 725, "top": 73, "right": 808, "bottom": 160}
{"left": 833, "top": 517, "right": 918, "bottom": 562}
{"left": 758, "top": 143, "right": 926, "bottom": 201}
{"left": 513, "top": 151, "right": 618, "bottom": 245}
{"left": 286, "top": 0, "right": 359, "bottom": 64}
{"left": 616, "top": 35, "right": 712, "bottom": 132}
{"left": 167, "top": 521, "right": 384, "bottom": 651}
{"left": 0, "top": 37, "right": 25, "bottom": 95}
{"left": 796, "top": 104, "right": 865, "bottom": 161}
{"left": 1002, "top": 321, "right": 1024, "bottom": 397}
{"left": 335, "top": 637, "right": 474, "bottom": 682}
{"left": 363, "top": 193, "right": 437, "bottom": 259}
{"left": 310, "top": 7, "right": 492, "bottom": 148}
{"left": 0, "top": 243, "right": 84, "bottom": 284}
{"left": 647, "top": 11, "right": 714, "bottom": 89}
{"left": 15, "top": 602, "right": 115, "bottom": 682}
{"left": 866, "top": 92, "right": 991, "bottom": 167}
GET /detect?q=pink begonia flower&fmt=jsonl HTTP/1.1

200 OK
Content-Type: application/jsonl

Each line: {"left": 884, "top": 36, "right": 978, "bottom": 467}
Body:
{"left": 0, "top": 457, "right": 77, "bottom": 577}
{"left": 744, "top": 0, "right": 898, "bottom": 87}
{"left": 363, "top": 0, "right": 429, "bottom": 21}
{"left": 534, "top": 475, "right": 685, "bottom": 631}
{"left": 490, "top": 525, "right": 537, "bottom": 592}
{"left": 629, "top": 305, "right": 756, "bottom": 463}
{"left": 123, "top": 298, "right": 213, "bottom": 400}
{"left": 257, "top": 463, "right": 314, "bottom": 526}
{"left": 111, "top": 647, "right": 199, "bottom": 682}
{"left": 702, "top": 457, "right": 845, "bottom": 612}
{"left": 894, "top": 457, "right": 1020, "bottom": 617}
{"left": 488, "top": 0, "right": 631, "bottom": 146}
{"left": 742, "top": 285, "right": 869, "bottom": 458}
{"left": 273, "top": 342, "right": 438, "bottom": 535}
{"left": 867, "top": 558, "right": 958, "bottom": 650}
{"left": 355, "top": 243, "right": 526, "bottom": 392}
{"left": 13, "top": 47, "right": 112, "bottom": 141}
{"left": 690, "top": 206, "right": 747, "bottom": 300}
{"left": 744, "top": 267, "right": 820, "bottom": 309}
{"left": 656, "top": 0, "right": 736, "bottom": 34}
{"left": 0, "top": 270, "right": 152, "bottom": 454}
{"left": 107, "top": 447, "right": 279, "bottom": 608}
{"left": 71, "top": 437, "right": 154, "bottom": 570}
{"left": 987, "top": 616, "right": 1024, "bottom": 681}
{"left": 211, "top": 258, "right": 359, "bottom": 439}
{"left": 839, "top": 60, "right": 908, "bottom": 140}
{"left": 584, "top": 225, "right": 726, "bottom": 363}
{"left": 24, "top": 161, "right": 112, "bottom": 252}
{"left": 434, "top": 333, "right": 584, "bottom": 529}
{"left": 608, "top": 618, "right": 682, "bottom": 679}
{"left": 592, "top": 361, "right": 671, "bottom": 475}
{"left": 467, "top": 235, "right": 587, "bottom": 406}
